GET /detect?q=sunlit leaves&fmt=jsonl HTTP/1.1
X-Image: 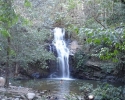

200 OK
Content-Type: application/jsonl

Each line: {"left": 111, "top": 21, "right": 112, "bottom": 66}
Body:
{"left": 93, "top": 38, "right": 101, "bottom": 45}
{"left": 0, "top": 29, "right": 11, "bottom": 37}
{"left": 0, "top": 0, "right": 18, "bottom": 28}
{"left": 67, "top": 0, "right": 76, "bottom": 10}
{"left": 22, "top": 17, "right": 32, "bottom": 26}
{"left": 78, "top": 27, "right": 125, "bottom": 63}
{"left": 67, "top": 24, "right": 79, "bottom": 34}
{"left": 10, "top": 49, "right": 16, "bottom": 56}
{"left": 24, "top": 0, "right": 31, "bottom": 7}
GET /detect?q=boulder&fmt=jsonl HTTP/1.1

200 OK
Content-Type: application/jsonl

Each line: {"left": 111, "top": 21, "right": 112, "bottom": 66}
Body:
{"left": 0, "top": 77, "right": 5, "bottom": 87}
{"left": 26, "top": 93, "right": 35, "bottom": 100}
{"left": 85, "top": 61, "right": 102, "bottom": 71}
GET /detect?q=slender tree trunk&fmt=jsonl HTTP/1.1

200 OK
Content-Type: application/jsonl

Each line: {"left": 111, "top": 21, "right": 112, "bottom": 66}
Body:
{"left": 15, "top": 62, "right": 19, "bottom": 77}
{"left": 5, "top": 37, "right": 11, "bottom": 88}
{"left": 3, "top": 0, "right": 13, "bottom": 88}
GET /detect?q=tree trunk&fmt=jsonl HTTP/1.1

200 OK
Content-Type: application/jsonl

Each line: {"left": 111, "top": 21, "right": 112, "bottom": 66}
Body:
{"left": 14, "top": 62, "right": 19, "bottom": 77}
{"left": 4, "top": 37, "right": 11, "bottom": 88}
{"left": 3, "top": 0, "right": 13, "bottom": 88}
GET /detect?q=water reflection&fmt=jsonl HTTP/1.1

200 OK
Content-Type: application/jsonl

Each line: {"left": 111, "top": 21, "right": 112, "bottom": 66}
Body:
{"left": 57, "top": 80, "right": 70, "bottom": 99}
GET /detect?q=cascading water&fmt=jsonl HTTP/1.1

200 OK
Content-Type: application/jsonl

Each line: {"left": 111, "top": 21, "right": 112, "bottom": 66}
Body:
{"left": 53, "top": 27, "right": 70, "bottom": 78}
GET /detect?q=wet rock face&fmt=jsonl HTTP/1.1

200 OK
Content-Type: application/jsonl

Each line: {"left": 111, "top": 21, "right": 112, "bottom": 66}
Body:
{"left": 68, "top": 40, "right": 82, "bottom": 55}
{"left": 15, "top": 67, "right": 50, "bottom": 80}
{"left": 50, "top": 44, "right": 58, "bottom": 57}
{"left": 45, "top": 43, "right": 58, "bottom": 57}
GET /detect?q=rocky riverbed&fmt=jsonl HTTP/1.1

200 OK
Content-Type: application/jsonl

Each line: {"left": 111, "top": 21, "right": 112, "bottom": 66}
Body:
{"left": 0, "top": 85, "right": 63, "bottom": 100}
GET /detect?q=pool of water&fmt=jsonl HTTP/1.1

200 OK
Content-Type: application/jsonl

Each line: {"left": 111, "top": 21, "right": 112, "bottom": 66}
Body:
{"left": 12, "top": 78, "right": 98, "bottom": 97}
{"left": 11, "top": 78, "right": 123, "bottom": 99}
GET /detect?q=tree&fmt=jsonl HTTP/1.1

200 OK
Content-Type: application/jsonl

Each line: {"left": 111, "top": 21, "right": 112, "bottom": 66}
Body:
{"left": 0, "top": 0, "right": 18, "bottom": 87}
{"left": 0, "top": 0, "right": 56, "bottom": 85}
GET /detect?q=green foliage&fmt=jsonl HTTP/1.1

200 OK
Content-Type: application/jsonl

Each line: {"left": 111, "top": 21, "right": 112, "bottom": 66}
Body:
{"left": 79, "top": 83, "right": 93, "bottom": 93}
{"left": 0, "top": 0, "right": 124, "bottom": 75}
{"left": 0, "top": 29, "right": 11, "bottom": 37}
{"left": 9, "top": 25, "right": 55, "bottom": 69}
{"left": 67, "top": 24, "right": 79, "bottom": 34}
{"left": 24, "top": 0, "right": 31, "bottom": 7}
{"left": 65, "top": 83, "right": 124, "bottom": 100}
{"left": 65, "top": 93, "right": 82, "bottom": 100}
{"left": 0, "top": 0, "right": 55, "bottom": 70}
{"left": 74, "top": 50, "right": 89, "bottom": 70}
{"left": 67, "top": 0, "right": 77, "bottom": 10}
{"left": 107, "top": 3, "right": 125, "bottom": 25}
{"left": 78, "top": 83, "right": 123, "bottom": 100}
{"left": 0, "top": 0, "right": 18, "bottom": 29}
{"left": 83, "top": 0, "right": 125, "bottom": 28}
{"left": 78, "top": 27, "right": 125, "bottom": 63}
{"left": 21, "top": 17, "right": 32, "bottom": 26}
{"left": 93, "top": 83, "right": 123, "bottom": 100}
{"left": 101, "top": 63, "right": 115, "bottom": 74}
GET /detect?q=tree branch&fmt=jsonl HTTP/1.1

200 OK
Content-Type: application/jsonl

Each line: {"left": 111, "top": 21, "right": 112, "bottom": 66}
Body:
{"left": 93, "top": 15, "right": 106, "bottom": 29}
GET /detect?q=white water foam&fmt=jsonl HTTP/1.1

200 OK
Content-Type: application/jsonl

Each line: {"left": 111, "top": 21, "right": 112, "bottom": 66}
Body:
{"left": 53, "top": 27, "right": 70, "bottom": 78}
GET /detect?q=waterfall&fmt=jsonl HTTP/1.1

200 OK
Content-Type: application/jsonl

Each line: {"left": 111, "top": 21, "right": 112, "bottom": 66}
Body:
{"left": 53, "top": 27, "right": 70, "bottom": 78}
